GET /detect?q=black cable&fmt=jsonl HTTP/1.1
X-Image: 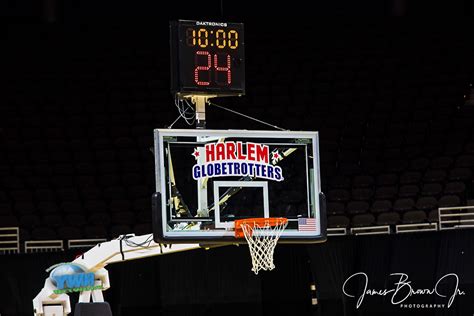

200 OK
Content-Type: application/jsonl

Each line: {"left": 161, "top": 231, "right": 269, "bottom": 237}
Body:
{"left": 119, "top": 237, "right": 125, "bottom": 261}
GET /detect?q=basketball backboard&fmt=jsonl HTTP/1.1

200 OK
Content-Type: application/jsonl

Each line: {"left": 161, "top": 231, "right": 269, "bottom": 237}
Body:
{"left": 152, "top": 129, "right": 326, "bottom": 244}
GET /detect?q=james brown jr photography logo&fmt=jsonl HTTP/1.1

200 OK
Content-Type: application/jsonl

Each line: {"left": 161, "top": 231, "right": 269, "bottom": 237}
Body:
{"left": 343, "top": 272, "right": 466, "bottom": 309}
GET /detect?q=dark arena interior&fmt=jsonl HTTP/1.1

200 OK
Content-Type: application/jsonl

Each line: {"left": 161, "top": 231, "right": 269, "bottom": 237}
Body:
{"left": 2, "top": 1, "right": 474, "bottom": 316}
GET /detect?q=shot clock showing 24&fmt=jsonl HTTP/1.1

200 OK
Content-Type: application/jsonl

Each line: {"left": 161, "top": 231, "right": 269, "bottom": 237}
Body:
{"left": 170, "top": 20, "right": 245, "bottom": 97}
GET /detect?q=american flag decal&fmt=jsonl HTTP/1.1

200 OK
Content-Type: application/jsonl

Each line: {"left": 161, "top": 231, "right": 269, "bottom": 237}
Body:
{"left": 298, "top": 218, "right": 317, "bottom": 231}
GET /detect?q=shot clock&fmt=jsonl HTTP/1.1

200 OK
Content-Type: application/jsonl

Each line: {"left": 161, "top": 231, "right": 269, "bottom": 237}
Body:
{"left": 170, "top": 20, "right": 245, "bottom": 97}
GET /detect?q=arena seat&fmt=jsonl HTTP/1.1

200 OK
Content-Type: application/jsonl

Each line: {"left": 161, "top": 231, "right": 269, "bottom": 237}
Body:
{"left": 370, "top": 200, "right": 392, "bottom": 214}
{"left": 2, "top": 22, "right": 472, "bottom": 240}
{"left": 57, "top": 226, "right": 83, "bottom": 240}
{"left": 327, "top": 215, "right": 350, "bottom": 228}
{"left": 402, "top": 210, "right": 427, "bottom": 224}
{"left": 351, "top": 214, "right": 375, "bottom": 227}
{"left": 31, "top": 227, "right": 57, "bottom": 240}
{"left": 375, "top": 186, "right": 398, "bottom": 200}
{"left": 327, "top": 202, "right": 345, "bottom": 215}
{"left": 444, "top": 182, "right": 466, "bottom": 195}
{"left": 415, "top": 197, "right": 438, "bottom": 211}
{"left": 376, "top": 212, "right": 400, "bottom": 225}
{"left": 398, "top": 185, "right": 420, "bottom": 198}
{"left": 393, "top": 198, "right": 415, "bottom": 212}
{"left": 346, "top": 201, "right": 370, "bottom": 214}
{"left": 84, "top": 225, "right": 108, "bottom": 239}
{"left": 421, "top": 183, "right": 443, "bottom": 196}
{"left": 438, "top": 195, "right": 461, "bottom": 208}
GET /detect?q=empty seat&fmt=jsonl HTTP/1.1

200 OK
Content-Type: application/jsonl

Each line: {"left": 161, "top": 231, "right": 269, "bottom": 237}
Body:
{"left": 0, "top": 215, "right": 19, "bottom": 227}
{"left": 84, "top": 225, "right": 108, "bottom": 239}
{"left": 53, "top": 163, "right": 74, "bottom": 175}
{"left": 410, "top": 157, "right": 430, "bottom": 171}
{"left": 56, "top": 188, "right": 80, "bottom": 201}
{"left": 98, "top": 174, "right": 121, "bottom": 187}
{"left": 84, "top": 200, "right": 108, "bottom": 213}
{"left": 444, "top": 182, "right": 466, "bottom": 195}
{"left": 415, "top": 197, "right": 437, "bottom": 211}
{"left": 455, "top": 155, "right": 474, "bottom": 168}
{"left": 60, "top": 201, "right": 83, "bottom": 214}
{"left": 14, "top": 202, "right": 36, "bottom": 215}
{"left": 64, "top": 214, "right": 87, "bottom": 227}
{"left": 37, "top": 201, "right": 60, "bottom": 215}
{"left": 393, "top": 198, "right": 415, "bottom": 212}
{"left": 81, "top": 187, "right": 102, "bottom": 200}
{"left": 438, "top": 195, "right": 461, "bottom": 208}
{"left": 338, "top": 162, "right": 361, "bottom": 176}
{"left": 327, "top": 202, "right": 345, "bottom": 215}
{"left": 421, "top": 183, "right": 443, "bottom": 196}
{"left": 112, "top": 211, "right": 135, "bottom": 225}
{"left": 57, "top": 226, "right": 83, "bottom": 240}
{"left": 103, "top": 186, "right": 128, "bottom": 200}
{"left": 0, "top": 203, "right": 13, "bottom": 215}
{"left": 43, "top": 214, "right": 63, "bottom": 228}
{"left": 423, "top": 169, "right": 446, "bottom": 183}
{"left": 351, "top": 188, "right": 374, "bottom": 201}
{"left": 96, "top": 149, "right": 116, "bottom": 162}
{"left": 329, "top": 176, "right": 351, "bottom": 189}
{"left": 109, "top": 200, "right": 132, "bottom": 213}
{"left": 76, "top": 175, "right": 97, "bottom": 188}
{"left": 88, "top": 213, "right": 111, "bottom": 226}
{"left": 385, "top": 160, "right": 408, "bottom": 173}
{"left": 431, "top": 157, "right": 453, "bottom": 169}
{"left": 31, "top": 227, "right": 57, "bottom": 240}
{"left": 122, "top": 173, "right": 142, "bottom": 186}
{"left": 133, "top": 198, "right": 150, "bottom": 213}
{"left": 327, "top": 215, "right": 350, "bottom": 228}
{"left": 352, "top": 175, "right": 374, "bottom": 188}
{"left": 346, "top": 201, "right": 369, "bottom": 214}
{"left": 448, "top": 168, "right": 472, "bottom": 181}
{"left": 1, "top": 176, "right": 24, "bottom": 189}
{"left": 98, "top": 162, "right": 119, "bottom": 175}
{"left": 376, "top": 173, "right": 398, "bottom": 186}
{"left": 10, "top": 190, "right": 33, "bottom": 202}
{"left": 444, "top": 143, "right": 464, "bottom": 156}
{"left": 351, "top": 214, "right": 375, "bottom": 227}
{"left": 75, "top": 162, "right": 96, "bottom": 175}
{"left": 128, "top": 185, "right": 149, "bottom": 199}
{"left": 465, "top": 142, "right": 474, "bottom": 154}
{"left": 375, "top": 186, "right": 397, "bottom": 200}
{"left": 376, "top": 212, "right": 400, "bottom": 225}
{"left": 109, "top": 225, "right": 132, "bottom": 238}
{"left": 114, "top": 137, "right": 135, "bottom": 148}
{"left": 133, "top": 223, "right": 152, "bottom": 235}
{"left": 399, "top": 171, "right": 422, "bottom": 184}
{"left": 136, "top": 210, "right": 151, "bottom": 223}
{"left": 370, "top": 200, "right": 392, "bottom": 213}
{"left": 0, "top": 191, "right": 8, "bottom": 203}
{"left": 398, "top": 184, "right": 419, "bottom": 198}
{"left": 328, "top": 189, "right": 350, "bottom": 202}
{"left": 402, "top": 210, "right": 427, "bottom": 224}
{"left": 34, "top": 189, "right": 56, "bottom": 202}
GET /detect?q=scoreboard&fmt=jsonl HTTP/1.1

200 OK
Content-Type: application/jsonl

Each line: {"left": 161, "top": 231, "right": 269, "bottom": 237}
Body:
{"left": 170, "top": 20, "right": 245, "bottom": 97}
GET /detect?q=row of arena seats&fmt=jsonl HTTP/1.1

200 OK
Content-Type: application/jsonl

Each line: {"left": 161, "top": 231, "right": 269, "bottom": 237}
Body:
{"left": 2, "top": 24, "right": 473, "bottom": 242}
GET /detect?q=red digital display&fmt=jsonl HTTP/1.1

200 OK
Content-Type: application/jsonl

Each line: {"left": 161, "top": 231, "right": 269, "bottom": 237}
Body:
{"left": 170, "top": 20, "right": 245, "bottom": 97}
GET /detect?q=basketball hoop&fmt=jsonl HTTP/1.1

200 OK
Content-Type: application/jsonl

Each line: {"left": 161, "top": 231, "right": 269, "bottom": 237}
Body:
{"left": 235, "top": 217, "right": 288, "bottom": 274}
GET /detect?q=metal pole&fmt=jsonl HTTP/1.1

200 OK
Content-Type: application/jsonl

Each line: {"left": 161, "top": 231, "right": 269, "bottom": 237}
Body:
{"left": 193, "top": 96, "right": 207, "bottom": 129}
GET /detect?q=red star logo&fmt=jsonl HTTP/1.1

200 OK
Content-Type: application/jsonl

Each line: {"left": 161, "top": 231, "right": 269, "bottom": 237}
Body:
{"left": 192, "top": 148, "right": 200, "bottom": 160}
{"left": 272, "top": 152, "right": 280, "bottom": 160}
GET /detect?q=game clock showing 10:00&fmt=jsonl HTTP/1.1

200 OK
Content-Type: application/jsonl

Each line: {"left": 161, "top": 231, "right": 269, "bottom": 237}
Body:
{"left": 170, "top": 20, "right": 245, "bottom": 97}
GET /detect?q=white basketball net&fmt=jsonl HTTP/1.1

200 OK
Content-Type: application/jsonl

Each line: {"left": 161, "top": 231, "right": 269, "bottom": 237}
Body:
{"left": 240, "top": 219, "right": 288, "bottom": 275}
